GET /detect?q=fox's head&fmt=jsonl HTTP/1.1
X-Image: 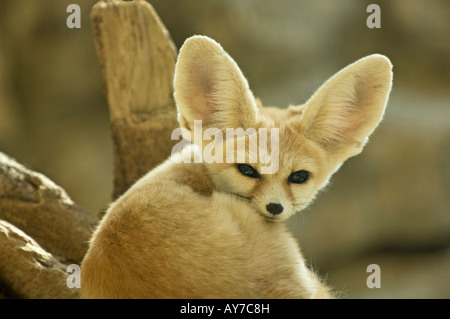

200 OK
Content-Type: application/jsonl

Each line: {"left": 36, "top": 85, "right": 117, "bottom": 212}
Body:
{"left": 173, "top": 36, "right": 392, "bottom": 222}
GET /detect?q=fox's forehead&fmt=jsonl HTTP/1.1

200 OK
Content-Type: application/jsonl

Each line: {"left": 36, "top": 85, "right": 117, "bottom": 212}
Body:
{"left": 255, "top": 104, "right": 306, "bottom": 129}
{"left": 254, "top": 103, "right": 307, "bottom": 141}
{"left": 250, "top": 104, "right": 324, "bottom": 176}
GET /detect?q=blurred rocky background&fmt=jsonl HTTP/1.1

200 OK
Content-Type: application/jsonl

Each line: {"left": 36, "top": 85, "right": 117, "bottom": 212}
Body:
{"left": 0, "top": 0, "right": 449, "bottom": 298}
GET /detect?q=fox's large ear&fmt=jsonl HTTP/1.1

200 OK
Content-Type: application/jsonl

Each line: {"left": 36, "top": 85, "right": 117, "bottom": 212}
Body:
{"left": 301, "top": 54, "right": 393, "bottom": 164}
{"left": 174, "top": 36, "right": 258, "bottom": 133}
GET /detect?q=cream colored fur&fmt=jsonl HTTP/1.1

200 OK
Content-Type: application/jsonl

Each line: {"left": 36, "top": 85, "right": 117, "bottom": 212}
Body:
{"left": 81, "top": 35, "right": 392, "bottom": 298}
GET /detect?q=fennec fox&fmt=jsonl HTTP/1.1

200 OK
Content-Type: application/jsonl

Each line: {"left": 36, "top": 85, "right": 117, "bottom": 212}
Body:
{"left": 81, "top": 36, "right": 392, "bottom": 298}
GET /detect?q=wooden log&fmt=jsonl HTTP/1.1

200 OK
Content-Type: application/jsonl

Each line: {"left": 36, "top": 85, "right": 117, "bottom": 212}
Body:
{"left": 0, "top": 152, "right": 98, "bottom": 264}
{"left": 0, "top": 219, "right": 78, "bottom": 299}
{"left": 91, "top": 0, "right": 179, "bottom": 199}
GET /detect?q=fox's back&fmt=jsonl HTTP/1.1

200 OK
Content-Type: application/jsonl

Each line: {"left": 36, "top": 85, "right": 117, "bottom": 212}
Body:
{"left": 81, "top": 157, "right": 327, "bottom": 298}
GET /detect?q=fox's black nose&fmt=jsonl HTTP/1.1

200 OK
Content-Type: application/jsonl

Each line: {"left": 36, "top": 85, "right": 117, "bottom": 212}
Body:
{"left": 266, "top": 203, "right": 284, "bottom": 215}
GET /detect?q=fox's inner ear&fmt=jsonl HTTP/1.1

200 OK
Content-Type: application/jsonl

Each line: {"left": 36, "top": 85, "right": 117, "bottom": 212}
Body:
{"left": 300, "top": 54, "right": 393, "bottom": 163}
{"left": 174, "top": 36, "right": 258, "bottom": 134}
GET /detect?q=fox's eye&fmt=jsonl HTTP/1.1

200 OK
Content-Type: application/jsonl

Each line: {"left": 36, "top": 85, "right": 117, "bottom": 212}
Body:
{"left": 288, "top": 170, "right": 309, "bottom": 184}
{"left": 237, "top": 164, "right": 260, "bottom": 179}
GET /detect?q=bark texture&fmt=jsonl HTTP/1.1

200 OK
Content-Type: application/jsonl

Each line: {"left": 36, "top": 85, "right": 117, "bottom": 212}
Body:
{"left": 91, "top": 0, "right": 179, "bottom": 199}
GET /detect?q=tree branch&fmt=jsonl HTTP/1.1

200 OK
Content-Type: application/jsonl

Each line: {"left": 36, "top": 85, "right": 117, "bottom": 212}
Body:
{"left": 0, "top": 219, "right": 79, "bottom": 298}
{"left": 0, "top": 152, "right": 98, "bottom": 265}
{"left": 91, "top": 0, "right": 179, "bottom": 199}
